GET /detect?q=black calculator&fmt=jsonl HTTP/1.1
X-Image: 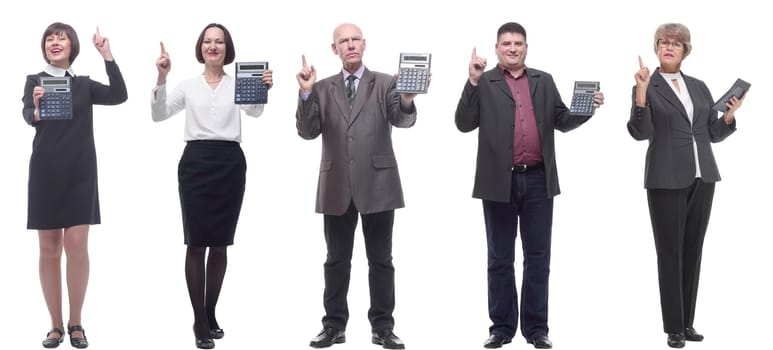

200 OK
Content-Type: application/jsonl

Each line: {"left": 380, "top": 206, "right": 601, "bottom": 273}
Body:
{"left": 569, "top": 81, "right": 600, "bottom": 117}
{"left": 39, "top": 76, "right": 73, "bottom": 120}
{"left": 395, "top": 53, "right": 431, "bottom": 94}
{"left": 234, "top": 61, "right": 268, "bottom": 104}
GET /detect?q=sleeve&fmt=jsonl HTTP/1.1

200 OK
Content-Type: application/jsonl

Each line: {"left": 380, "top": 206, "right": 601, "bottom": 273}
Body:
{"left": 296, "top": 87, "right": 322, "bottom": 140}
{"left": 454, "top": 79, "right": 480, "bottom": 132}
{"left": 386, "top": 77, "right": 416, "bottom": 128}
{"left": 240, "top": 103, "right": 265, "bottom": 118}
{"left": 551, "top": 75, "right": 590, "bottom": 132}
{"left": 627, "top": 85, "right": 653, "bottom": 140}
{"left": 151, "top": 82, "right": 185, "bottom": 122}
{"left": 703, "top": 82, "right": 737, "bottom": 142}
{"left": 21, "top": 75, "right": 39, "bottom": 126}
{"left": 89, "top": 60, "right": 128, "bottom": 105}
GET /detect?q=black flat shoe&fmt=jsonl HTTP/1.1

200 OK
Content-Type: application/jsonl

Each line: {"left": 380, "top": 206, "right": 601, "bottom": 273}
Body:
{"left": 685, "top": 327, "right": 704, "bottom": 342}
{"left": 193, "top": 324, "right": 215, "bottom": 349}
{"left": 210, "top": 328, "right": 224, "bottom": 339}
{"left": 527, "top": 335, "right": 553, "bottom": 349}
{"left": 483, "top": 334, "right": 511, "bottom": 349}
{"left": 67, "top": 324, "right": 89, "bottom": 349}
{"left": 372, "top": 329, "right": 405, "bottom": 349}
{"left": 42, "top": 328, "right": 65, "bottom": 348}
{"left": 309, "top": 327, "right": 345, "bottom": 348}
{"left": 667, "top": 333, "right": 685, "bottom": 348}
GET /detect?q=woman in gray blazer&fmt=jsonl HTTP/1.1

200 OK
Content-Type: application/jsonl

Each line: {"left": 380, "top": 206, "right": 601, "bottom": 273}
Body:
{"left": 628, "top": 23, "right": 745, "bottom": 349}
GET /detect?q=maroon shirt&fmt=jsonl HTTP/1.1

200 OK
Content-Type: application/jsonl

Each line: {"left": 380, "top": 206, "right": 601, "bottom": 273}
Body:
{"left": 502, "top": 66, "right": 543, "bottom": 166}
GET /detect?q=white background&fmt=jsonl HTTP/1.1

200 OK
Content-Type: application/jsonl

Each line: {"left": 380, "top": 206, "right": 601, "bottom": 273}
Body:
{"left": 2, "top": 0, "right": 770, "bottom": 349}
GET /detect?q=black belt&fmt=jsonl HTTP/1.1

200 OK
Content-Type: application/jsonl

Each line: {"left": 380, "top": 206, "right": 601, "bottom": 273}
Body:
{"left": 512, "top": 163, "right": 543, "bottom": 172}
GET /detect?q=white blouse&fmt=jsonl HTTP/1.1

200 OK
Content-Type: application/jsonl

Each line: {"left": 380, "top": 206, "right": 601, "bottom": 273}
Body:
{"left": 151, "top": 75, "right": 264, "bottom": 142}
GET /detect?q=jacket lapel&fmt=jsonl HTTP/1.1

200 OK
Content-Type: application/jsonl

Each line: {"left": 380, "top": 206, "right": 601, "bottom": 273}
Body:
{"left": 652, "top": 70, "right": 689, "bottom": 123}
{"left": 348, "top": 68, "right": 374, "bottom": 127}
{"left": 330, "top": 76, "right": 351, "bottom": 123}
{"left": 526, "top": 68, "right": 545, "bottom": 135}
{"left": 490, "top": 67, "right": 514, "bottom": 102}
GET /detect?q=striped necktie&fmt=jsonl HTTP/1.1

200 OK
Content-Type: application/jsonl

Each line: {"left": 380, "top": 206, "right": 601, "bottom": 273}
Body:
{"left": 346, "top": 75, "right": 357, "bottom": 108}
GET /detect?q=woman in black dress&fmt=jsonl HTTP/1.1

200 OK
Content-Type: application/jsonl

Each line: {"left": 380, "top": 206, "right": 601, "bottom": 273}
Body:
{"left": 21, "top": 22, "right": 127, "bottom": 349}
{"left": 150, "top": 23, "right": 272, "bottom": 349}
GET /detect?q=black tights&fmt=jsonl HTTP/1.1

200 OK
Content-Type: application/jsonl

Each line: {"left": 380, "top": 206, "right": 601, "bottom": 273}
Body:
{"left": 185, "top": 246, "right": 227, "bottom": 338}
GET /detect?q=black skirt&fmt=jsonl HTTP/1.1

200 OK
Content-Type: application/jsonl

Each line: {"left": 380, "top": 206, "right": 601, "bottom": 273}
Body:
{"left": 178, "top": 140, "right": 246, "bottom": 247}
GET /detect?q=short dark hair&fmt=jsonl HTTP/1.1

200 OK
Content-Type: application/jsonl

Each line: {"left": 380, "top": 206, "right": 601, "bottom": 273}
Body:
{"left": 497, "top": 22, "right": 527, "bottom": 42}
{"left": 195, "top": 23, "right": 235, "bottom": 65}
{"left": 41, "top": 22, "right": 80, "bottom": 64}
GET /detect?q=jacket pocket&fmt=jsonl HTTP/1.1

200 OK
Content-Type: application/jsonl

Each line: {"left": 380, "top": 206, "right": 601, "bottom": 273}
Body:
{"left": 320, "top": 159, "right": 333, "bottom": 172}
{"left": 372, "top": 155, "right": 397, "bottom": 169}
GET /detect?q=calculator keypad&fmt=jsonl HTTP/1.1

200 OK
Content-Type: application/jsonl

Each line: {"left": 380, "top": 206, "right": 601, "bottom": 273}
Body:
{"left": 235, "top": 77, "right": 268, "bottom": 104}
{"left": 396, "top": 68, "right": 429, "bottom": 93}
{"left": 40, "top": 93, "right": 73, "bottom": 120}
{"left": 570, "top": 93, "right": 595, "bottom": 116}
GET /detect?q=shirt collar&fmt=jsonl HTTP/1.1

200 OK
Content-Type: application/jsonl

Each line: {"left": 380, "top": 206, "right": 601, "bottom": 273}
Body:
{"left": 44, "top": 64, "right": 75, "bottom": 77}
{"left": 342, "top": 65, "right": 365, "bottom": 81}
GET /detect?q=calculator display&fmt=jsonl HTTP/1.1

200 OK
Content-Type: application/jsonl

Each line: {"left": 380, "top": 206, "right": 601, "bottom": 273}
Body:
{"left": 39, "top": 76, "right": 73, "bottom": 120}
{"left": 235, "top": 61, "right": 269, "bottom": 104}
{"left": 569, "top": 81, "right": 600, "bottom": 117}
{"left": 396, "top": 53, "right": 431, "bottom": 94}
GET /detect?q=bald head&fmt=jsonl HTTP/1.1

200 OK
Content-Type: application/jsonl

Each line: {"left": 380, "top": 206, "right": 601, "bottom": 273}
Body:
{"left": 333, "top": 23, "right": 362, "bottom": 43}
{"left": 331, "top": 22, "right": 366, "bottom": 72}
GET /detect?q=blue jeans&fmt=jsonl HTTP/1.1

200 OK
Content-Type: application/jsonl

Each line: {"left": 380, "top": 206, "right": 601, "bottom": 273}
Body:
{"left": 483, "top": 168, "right": 553, "bottom": 340}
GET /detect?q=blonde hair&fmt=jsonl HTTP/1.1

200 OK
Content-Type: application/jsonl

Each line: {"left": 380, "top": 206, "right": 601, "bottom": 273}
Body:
{"left": 653, "top": 23, "right": 692, "bottom": 58}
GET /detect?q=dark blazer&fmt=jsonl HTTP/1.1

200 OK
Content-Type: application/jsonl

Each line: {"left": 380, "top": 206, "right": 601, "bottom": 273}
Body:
{"left": 296, "top": 67, "right": 417, "bottom": 215}
{"left": 455, "top": 66, "right": 591, "bottom": 202}
{"left": 627, "top": 69, "right": 736, "bottom": 190}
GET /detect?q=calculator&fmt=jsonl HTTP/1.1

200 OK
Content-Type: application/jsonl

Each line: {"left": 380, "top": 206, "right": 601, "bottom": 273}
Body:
{"left": 234, "top": 61, "right": 268, "bottom": 104}
{"left": 569, "top": 81, "right": 600, "bottom": 117}
{"left": 39, "top": 76, "right": 73, "bottom": 120}
{"left": 395, "top": 53, "right": 431, "bottom": 94}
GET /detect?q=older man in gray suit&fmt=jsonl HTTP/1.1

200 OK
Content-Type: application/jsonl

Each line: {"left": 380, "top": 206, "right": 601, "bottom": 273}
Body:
{"left": 296, "top": 22, "right": 421, "bottom": 350}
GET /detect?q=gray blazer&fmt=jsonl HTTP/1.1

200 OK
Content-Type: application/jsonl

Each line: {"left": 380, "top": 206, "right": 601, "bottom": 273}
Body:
{"left": 455, "top": 67, "right": 591, "bottom": 202}
{"left": 296, "top": 67, "right": 417, "bottom": 215}
{"left": 627, "top": 69, "right": 736, "bottom": 190}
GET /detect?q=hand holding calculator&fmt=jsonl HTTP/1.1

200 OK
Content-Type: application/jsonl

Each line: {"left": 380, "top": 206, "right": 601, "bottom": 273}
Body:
{"left": 39, "top": 76, "right": 73, "bottom": 120}
{"left": 235, "top": 61, "right": 269, "bottom": 104}
{"left": 395, "top": 53, "right": 431, "bottom": 94}
{"left": 569, "top": 81, "right": 600, "bottom": 117}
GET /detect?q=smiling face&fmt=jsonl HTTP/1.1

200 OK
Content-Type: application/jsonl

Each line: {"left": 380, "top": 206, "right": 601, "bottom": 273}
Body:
{"left": 44, "top": 31, "right": 72, "bottom": 68}
{"left": 331, "top": 23, "right": 366, "bottom": 72}
{"left": 495, "top": 32, "right": 528, "bottom": 72}
{"left": 200, "top": 26, "right": 227, "bottom": 67}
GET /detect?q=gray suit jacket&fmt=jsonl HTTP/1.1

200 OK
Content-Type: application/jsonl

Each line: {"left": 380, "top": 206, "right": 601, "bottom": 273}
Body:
{"left": 296, "top": 67, "right": 417, "bottom": 215}
{"left": 628, "top": 69, "right": 736, "bottom": 190}
{"left": 455, "top": 67, "right": 591, "bottom": 202}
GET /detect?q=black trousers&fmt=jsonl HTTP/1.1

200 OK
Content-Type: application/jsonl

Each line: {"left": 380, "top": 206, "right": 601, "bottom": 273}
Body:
{"left": 647, "top": 178, "right": 715, "bottom": 334}
{"left": 321, "top": 201, "right": 396, "bottom": 332}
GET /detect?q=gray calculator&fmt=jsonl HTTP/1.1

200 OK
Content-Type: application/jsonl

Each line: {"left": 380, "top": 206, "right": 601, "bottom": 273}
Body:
{"left": 395, "top": 53, "right": 431, "bottom": 94}
{"left": 39, "top": 76, "right": 73, "bottom": 120}
{"left": 569, "top": 81, "right": 600, "bottom": 116}
{"left": 234, "top": 61, "right": 268, "bottom": 104}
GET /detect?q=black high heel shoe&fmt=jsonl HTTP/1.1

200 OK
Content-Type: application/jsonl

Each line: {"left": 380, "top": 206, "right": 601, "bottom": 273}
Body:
{"left": 209, "top": 328, "right": 224, "bottom": 339}
{"left": 193, "top": 325, "right": 215, "bottom": 349}
{"left": 67, "top": 324, "right": 89, "bottom": 349}
{"left": 42, "top": 328, "right": 65, "bottom": 348}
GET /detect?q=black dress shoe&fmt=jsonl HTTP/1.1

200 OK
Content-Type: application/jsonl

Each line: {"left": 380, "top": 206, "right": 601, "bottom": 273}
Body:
{"left": 42, "top": 328, "right": 65, "bottom": 348}
{"left": 67, "top": 324, "right": 89, "bottom": 349}
{"left": 310, "top": 327, "right": 345, "bottom": 348}
{"left": 193, "top": 324, "right": 215, "bottom": 349}
{"left": 483, "top": 334, "right": 511, "bottom": 349}
{"left": 684, "top": 327, "right": 704, "bottom": 342}
{"left": 527, "top": 335, "right": 552, "bottom": 349}
{"left": 667, "top": 333, "right": 685, "bottom": 348}
{"left": 372, "top": 329, "right": 405, "bottom": 349}
{"left": 209, "top": 329, "right": 224, "bottom": 340}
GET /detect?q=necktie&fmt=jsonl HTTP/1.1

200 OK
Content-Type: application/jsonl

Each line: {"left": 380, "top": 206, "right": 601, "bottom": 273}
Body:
{"left": 346, "top": 75, "right": 357, "bottom": 108}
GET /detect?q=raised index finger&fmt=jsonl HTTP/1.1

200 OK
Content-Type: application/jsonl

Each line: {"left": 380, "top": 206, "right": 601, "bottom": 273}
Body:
{"left": 160, "top": 41, "right": 166, "bottom": 54}
{"left": 302, "top": 54, "right": 308, "bottom": 68}
{"left": 472, "top": 47, "right": 477, "bottom": 58}
{"left": 638, "top": 55, "right": 645, "bottom": 69}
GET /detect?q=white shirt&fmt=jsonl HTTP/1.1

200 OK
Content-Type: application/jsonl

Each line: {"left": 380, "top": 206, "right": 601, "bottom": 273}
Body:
{"left": 660, "top": 71, "right": 701, "bottom": 178}
{"left": 151, "top": 75, "right": 264, "bottom": 142}
{"left": 44, "top": 64, "right": 76, "bottom": 77}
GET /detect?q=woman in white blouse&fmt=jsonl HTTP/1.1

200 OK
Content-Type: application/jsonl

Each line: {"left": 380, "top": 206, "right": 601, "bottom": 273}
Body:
{"left": 628, "top": 23, "right": 744, "bottom": 349}
{"left": 151, "top": 23, "right": 272, "bottom": 349}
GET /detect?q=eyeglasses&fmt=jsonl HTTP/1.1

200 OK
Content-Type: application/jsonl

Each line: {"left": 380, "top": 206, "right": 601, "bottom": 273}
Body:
{"left": 657, "top": 39, "right": 684, "bottom": 50}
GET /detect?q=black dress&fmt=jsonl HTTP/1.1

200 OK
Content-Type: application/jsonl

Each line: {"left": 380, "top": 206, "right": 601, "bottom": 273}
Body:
{"left": 22, "top": 61, "right": 127, "bottom": 230}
